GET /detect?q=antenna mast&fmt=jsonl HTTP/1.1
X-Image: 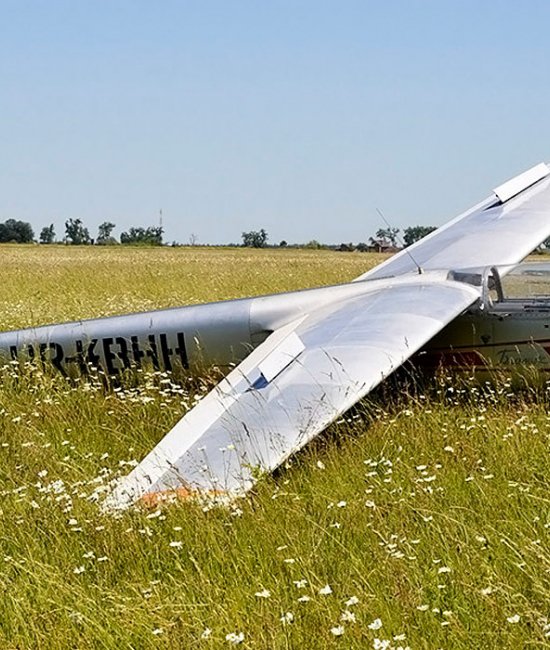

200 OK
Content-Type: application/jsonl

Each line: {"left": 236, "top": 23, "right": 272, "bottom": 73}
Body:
{"left": 375, "top": 208, "right": 423, "bottom": 275}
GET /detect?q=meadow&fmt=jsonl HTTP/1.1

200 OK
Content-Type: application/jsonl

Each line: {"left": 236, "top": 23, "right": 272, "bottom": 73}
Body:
{"left": 0, "top": 244, "right": 549, "bottom": 649}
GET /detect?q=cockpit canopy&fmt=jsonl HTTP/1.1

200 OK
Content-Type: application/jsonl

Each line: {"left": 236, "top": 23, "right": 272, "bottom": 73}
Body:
{"left": 450, "top": 261, "right": 550, "bottom": 310}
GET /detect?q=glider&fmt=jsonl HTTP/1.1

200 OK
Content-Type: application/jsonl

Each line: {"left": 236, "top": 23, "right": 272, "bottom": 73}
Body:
{"left": 1, "top": 163, "right": 550, "bottom": 509}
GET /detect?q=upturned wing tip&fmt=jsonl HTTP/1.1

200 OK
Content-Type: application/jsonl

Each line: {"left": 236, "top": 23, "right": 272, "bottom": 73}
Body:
{"left": 101, "top": 483, "right": 231, "bottom": 513}
{"left": 139, "top": 487, "right": 229, "bottom": 508}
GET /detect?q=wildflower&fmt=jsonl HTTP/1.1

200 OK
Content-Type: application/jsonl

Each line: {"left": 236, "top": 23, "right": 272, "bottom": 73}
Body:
{"left": 97, "top": 556, "right": 108, "bottom": 562}
{"left": 146, "top": 510, "right": 162, "bottom": 519}
{"left": 438, "top": 566, "right": 451, "bottom": 574}
{"left": 283, "top": 558, "right": 296, "bottom": 564}
{"left": 337, "top": 501, "right": 347, "bottom": 508}
{"left": 297, "top": 595, "right": 311, "bottom": 602}
{"left": 373, "top": 640, "right": 391, "bottom": 650}
{"left": 330, "top": 625, "right": 345, "bottom": 636}
{"left": 201, "top": 628, "right": 212, "bottom": 639}
{"left": 507, "top": 614, "right": 520, "bottom": 624}
{"left": 255, "top": 589, "right": 271, "bottom": 598}
{"left": 73, "top": 565, "right": 85, "bottom": 574}
{"left": 416, "top": 604, "right": 429, "bottom": 611}
{"left": 68, "top": 610, "right": 84, "bottom": 624}
{"left": 169, "top": 541, "right": 183, "bottom": 549}
{"left": 280, "top": 612, "right": 294, "bottom": 624}
{"left": 152, "top": 628, "right": 164, "bottom": 635}
{"left": 225, "top": 631, "right": 245, "bottom": 644}
{"left": 480, "top": 586, "right": 493, "bottom": 595}
{"left": 341, "top": 610, "right": 356, "bottom": 623}
{"left": 294, "top": 579, "right": 307, "bottom": 588}
{"left": 319, "top": 584, "right": 333, "bottom": 595}
{"left": 365, "top": 500, "right": 376, "bottom": 508}
{"left": 368, "top": 618, "right": 383, "bottom": 630}
{"left": 316, "top": 460, "right": 326, "bottom": 469}
{"left": 345, "top": 596, "right": 359, "bottom": 607}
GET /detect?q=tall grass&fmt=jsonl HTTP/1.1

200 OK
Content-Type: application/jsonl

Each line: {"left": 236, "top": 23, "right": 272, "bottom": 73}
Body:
{"left": 0, "top": 245, "right": 548, "bottom": 648}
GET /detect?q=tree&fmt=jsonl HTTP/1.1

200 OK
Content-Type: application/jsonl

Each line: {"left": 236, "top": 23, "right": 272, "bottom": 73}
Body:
{"left": 0, "top": 219, "right": 34, "bottom": 243}
{"left": 120, "top": 226, "right": 163, "bottom": 246}
{"left": 375, "top": 227, "right": 400, "bottom": 247}
{"left": 279, "top": 240, "right": 288, "bottom": 248}
{"left": 241, "top": 229, "right": 268, "bottom": 248}
{"left": 304, "top": 240, "right": 324, "bottom": 249}
{"left": 39, "top": 224, "right": 56, "bottom": 244}
{"left": 338, "top": 242, "right": 355, "bottom": 252}
{"left": 403, "top": 225, "right": 436, "bottom": 247}
{"left": 97, "top": 221, "right": 116, "bottom": 245}
{"left": 65, "top": 218, "right": 91, "bottom": 245}
{"left": 189, "top": 233, "right": 198, "bottom": 246}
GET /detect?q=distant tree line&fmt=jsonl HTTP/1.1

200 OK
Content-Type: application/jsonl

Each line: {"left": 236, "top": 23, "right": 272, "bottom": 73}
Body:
{"left": 0, "top": 219, "right": 439, "bottom": 250}
{"left": 240, "top": 225, "right": 437, "bottom": 251}
{"left": 0, "top": 218, "right": 164, "bottom": 246}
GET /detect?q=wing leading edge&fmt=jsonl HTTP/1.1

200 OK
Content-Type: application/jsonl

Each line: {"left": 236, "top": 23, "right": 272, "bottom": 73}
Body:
{"left": 105, "top": 275, "right": 480, "bottom": 510}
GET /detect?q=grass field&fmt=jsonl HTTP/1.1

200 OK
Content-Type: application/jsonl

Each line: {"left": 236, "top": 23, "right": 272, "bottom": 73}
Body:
{"left": 1, "top": 245, "right": 550, "bottom": 649}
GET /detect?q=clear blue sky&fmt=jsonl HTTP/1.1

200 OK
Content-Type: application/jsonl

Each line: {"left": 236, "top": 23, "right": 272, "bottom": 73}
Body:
{"left": 2, "top": 1, "right": 550, "bottom": 245}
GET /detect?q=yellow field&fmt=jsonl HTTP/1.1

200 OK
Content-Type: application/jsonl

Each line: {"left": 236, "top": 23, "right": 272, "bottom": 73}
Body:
{"left": 0, "top": 244, "right": 549, "bottom": 649}
{"left": 0, "top": 245, "right": 387, "bottom": 329}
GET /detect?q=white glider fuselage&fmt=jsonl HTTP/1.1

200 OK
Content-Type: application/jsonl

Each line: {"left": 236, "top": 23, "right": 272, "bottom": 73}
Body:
{"left": 0, "top": 273, "right": 452, "bottom": 375}
{"left": 1, "top": 264, "right": 549, "bottom": 380}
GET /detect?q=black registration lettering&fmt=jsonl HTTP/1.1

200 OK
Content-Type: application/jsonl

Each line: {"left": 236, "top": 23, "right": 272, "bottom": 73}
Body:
{"left": 39, "top": 342, "right": 66, "bottom": 374}
{"left": 115, "top": 337, "right": 131, "bottom": 370}
{"left": 159, "top": 333, "right": 173, "bottom": 371}
{"left": 86, "top": 339, "right": 101, "bottom": 368}
{"left": 146, "top": 334, "right": 160, "bottom": 370}
{"left": 175, "top": 332, "right": 189, "bottom": 369}
{"left": 65, "top": 339, "right": 90, "bottom": 374}
{"left": 131, "top": 336, "right": 145, "bottom": 366}
{"left": 102, "top": 338, "right": 118, "bottom": 375}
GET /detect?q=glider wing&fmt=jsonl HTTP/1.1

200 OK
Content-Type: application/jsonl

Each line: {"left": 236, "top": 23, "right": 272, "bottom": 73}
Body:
{"left": 356, "top": 163, "right": 550, "bottom": 281}
{"left": 106, "top": 275, "right": 479, "bottom": 509}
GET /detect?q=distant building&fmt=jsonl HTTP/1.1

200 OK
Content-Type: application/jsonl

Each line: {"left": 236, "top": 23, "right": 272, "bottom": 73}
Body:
{"left": 366, "top": 238, "right": 400, "bottom": 254}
